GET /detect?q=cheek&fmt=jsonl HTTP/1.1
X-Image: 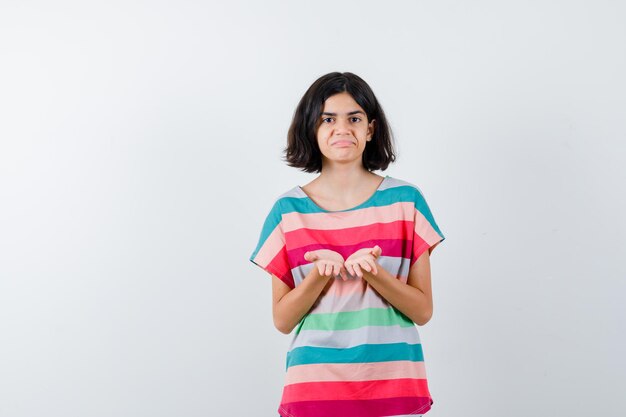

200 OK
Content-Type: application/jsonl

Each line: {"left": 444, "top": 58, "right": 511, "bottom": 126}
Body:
{"left": 316, "top": 136, "right": 327, "bottom": 151}
{"left": 316, "top": 127, "right": 330, "bottom": 142}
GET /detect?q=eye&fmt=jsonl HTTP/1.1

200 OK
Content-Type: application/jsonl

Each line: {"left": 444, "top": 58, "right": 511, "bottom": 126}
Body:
{"left": 321, "top": 117, "right": 333, "bottom": 123}
{"left": 350, "top": 117, "right": 362, "bottom": 123}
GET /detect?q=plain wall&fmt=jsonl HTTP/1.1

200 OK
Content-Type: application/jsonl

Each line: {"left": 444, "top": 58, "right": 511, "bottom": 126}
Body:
{"left": 1, "top": 1, "right": 624, "bottom": 416}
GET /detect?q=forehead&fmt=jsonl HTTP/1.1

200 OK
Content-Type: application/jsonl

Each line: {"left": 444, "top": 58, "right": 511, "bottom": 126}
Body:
{"left": 321, "top": 92, "right": 364, "bottom": 113}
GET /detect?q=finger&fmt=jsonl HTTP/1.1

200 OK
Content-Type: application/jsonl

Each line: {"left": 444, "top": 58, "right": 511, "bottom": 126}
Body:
{"left": 305, "top": 251, "right": 318, "bottom": 261}
{"left": 339, "top": 266, "right": 348, "bottom": 281}
{"left": 317, "top": 263, "right": 325, "bottom": 276}
{"left": 338, "top": 264, "right": 345, "bottom": 278}
{"left": 324, "top": 263, "right": 333, "bottom": 276}
{"left": 372, "top": 261, "right": 378, "bottom": 275}
{"left": 333, "top": 264, "right": 341, "bottom": 278}
{"left": 360, "top": 259, "right": 372, "bottom": 272}
{"left": 365, "top": 258, "right": 378, "bottom": 275}
{"left": 337, "top": 264, "right": 346, "bottom": 279}
{"left": 353, "top": 263, "right": 363, "bottom": 278}
{"left": 345, "top": 261, "right": 355, "bottom": 278}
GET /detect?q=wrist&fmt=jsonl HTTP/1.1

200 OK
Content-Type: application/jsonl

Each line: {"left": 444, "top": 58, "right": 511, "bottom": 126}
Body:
{"left": 362, "top": 261, "right": 384, "bottom": 281}
{"left": 308, "top": 266, "right": 333, "bottom": 283}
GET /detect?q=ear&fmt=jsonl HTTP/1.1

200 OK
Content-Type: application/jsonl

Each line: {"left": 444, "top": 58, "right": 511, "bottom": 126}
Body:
{"left": 368, "top": 119, "right": 376, "bottom": 139}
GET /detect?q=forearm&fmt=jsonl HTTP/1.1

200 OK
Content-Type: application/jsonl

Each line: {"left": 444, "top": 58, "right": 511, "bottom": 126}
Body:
{"left": 273, "top": 268, "right": 331, "bottom": 334}
{"left": 362, "top": 264, "right": 432, "bottom": 326}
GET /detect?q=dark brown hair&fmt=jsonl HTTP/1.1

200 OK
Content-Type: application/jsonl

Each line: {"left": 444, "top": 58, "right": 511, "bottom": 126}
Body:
{"left": 283, "top": 72, "right": 396, "bottom": 173}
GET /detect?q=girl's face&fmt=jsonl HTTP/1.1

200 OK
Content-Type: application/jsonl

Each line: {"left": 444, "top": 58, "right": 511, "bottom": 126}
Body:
{"left": 316, "top": 92, "right": 375, "bottom": 168}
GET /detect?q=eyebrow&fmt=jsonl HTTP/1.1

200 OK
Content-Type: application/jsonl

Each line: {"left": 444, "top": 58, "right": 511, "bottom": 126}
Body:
{"left": 321, "top": 110, "right": 365, "bottom": 116}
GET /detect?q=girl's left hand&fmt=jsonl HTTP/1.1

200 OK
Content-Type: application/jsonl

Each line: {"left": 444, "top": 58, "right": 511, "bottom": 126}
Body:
{"left": 344, "top": 245, "right": 382, "bottom": 278}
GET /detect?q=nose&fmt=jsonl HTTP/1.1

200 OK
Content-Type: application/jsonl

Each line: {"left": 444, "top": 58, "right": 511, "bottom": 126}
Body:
{"left": 334, "top": 118, "right": 351, "bottom": 134}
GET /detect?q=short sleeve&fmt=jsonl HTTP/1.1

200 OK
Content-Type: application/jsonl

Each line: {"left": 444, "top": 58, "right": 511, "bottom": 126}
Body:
{"left": 410, "top": 187, "right": 446, "bottom": 268}
{"left": 249, "top": 198, "right": 295, "bottom": 289}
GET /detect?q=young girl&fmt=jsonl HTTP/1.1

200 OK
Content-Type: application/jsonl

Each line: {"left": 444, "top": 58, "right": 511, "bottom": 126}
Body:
{"left": 249, "top": 72, "right": 445, "bottom": 417}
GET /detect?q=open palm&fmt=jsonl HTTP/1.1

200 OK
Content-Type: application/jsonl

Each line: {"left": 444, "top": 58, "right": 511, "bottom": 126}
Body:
{"left": 304, "top": 249, "right": 348, "bottom": 280}
{"left": 344, "top": 245, "right": 382, "bottom": 278}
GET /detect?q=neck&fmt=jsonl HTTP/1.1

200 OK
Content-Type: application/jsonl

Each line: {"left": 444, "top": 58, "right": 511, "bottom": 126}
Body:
{"left": 316, "top": 161, "right": 378, "bottom": 193}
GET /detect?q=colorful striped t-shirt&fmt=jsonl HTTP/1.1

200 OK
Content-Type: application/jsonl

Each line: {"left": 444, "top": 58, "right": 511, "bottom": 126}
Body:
{"left": 249, "top": 175, "right": 446, "bottom": 417}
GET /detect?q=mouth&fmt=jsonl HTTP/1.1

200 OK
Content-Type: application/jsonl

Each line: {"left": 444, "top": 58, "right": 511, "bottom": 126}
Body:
{"left": 331, "top": 140, "right": 355, "bottom": 147}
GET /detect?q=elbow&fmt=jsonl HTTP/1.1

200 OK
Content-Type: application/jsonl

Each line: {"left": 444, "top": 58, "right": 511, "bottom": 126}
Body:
{"left": 272, "top": 303, "right": 295, "bottom": 334}
{"left": 415, "top": 309, "right": 433, "bottom": 326}
{"left": 275, "top": 324, "right": 292, "bottom": 335}
{"left": 273, "top": 317, "right": 294, "bottom": 335}
{"left": 416, "top": 317, "right": 431, "bottom": 326}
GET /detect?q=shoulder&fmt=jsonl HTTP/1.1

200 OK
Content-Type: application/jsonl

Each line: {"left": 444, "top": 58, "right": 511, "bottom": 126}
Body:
{"left": 381, "top": 175, "right": 426, "bottom": 201}
{"left": 276, "top": 185, "right": 302, "bottom": 202}
{"left": 265, "top": 185, "right": 307, "bottom": 217}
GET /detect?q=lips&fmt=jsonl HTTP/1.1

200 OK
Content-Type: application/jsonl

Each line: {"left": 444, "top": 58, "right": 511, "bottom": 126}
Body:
{"left": 331, "top": 140, "right": 355, "bottom": 146}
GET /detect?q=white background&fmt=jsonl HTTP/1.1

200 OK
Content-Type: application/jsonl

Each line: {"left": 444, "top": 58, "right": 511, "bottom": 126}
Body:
{"left": 1, "top": 1, "right": 625, "bottom": 416}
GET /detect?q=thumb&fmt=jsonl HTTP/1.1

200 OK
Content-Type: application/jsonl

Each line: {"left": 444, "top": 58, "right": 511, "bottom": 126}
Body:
{"left": 371, "top": 245, "right": 382, "bottom": 257}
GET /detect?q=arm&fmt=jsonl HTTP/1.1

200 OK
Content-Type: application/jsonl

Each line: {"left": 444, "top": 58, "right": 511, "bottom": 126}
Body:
{"left": 271, "top": 268, "right": 331, "bottom": 334}
{"left": 271, "top": 249, "right": 347, "bottom": 334}
{"left": 361, "top": 249, "right": 434, "bottom": 326}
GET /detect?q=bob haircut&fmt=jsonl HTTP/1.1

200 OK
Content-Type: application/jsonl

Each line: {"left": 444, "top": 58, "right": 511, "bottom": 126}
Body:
{"left": 283, "top": 72, "right": 396, "bottom": 173}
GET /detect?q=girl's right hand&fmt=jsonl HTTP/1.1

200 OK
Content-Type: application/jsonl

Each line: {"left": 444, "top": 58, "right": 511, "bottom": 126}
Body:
{"left": 303, "top": 249, "right": 348, "bottom": 281}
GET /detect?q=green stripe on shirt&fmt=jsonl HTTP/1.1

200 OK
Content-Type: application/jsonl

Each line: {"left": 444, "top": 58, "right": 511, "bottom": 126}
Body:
{"left": 295, "top": 307, "right": 414, "bottom": 334}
